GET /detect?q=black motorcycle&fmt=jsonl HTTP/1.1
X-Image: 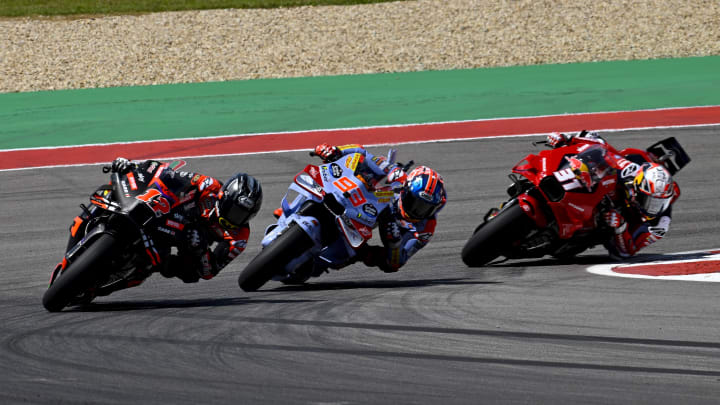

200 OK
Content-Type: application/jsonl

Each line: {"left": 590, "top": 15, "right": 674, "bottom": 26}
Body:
{"left": 43, "top": 160, "right": 187, "bottom": 311}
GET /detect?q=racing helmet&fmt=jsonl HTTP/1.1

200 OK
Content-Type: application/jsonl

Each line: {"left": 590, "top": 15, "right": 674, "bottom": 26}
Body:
{"left": 398, "top": 166, "right": 447, "bottom": 221}
{"left": 217, "top": 173, "right": 263, "bottom": 229}
{"left": 630, "top": 162, "right": 674, "bottom": 218}
{"left": 567, "top": 145, "right": 612, "bottom": 191}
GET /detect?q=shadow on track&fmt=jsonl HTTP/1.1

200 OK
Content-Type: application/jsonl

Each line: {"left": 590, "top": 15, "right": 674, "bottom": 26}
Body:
{"left": 53, "top": 278, "right": 495, "bottom": 311}
{"left": 269, "top": 277, "right": 499, "bottom": 292}
{"left": 482, "top": 250, "right": 720, "bottom": 269}
{"left": 484, "top": 254, "right": 617, "bottom": 268}
{"left": 65, "top": 297, "right": 322, "bottom": 312}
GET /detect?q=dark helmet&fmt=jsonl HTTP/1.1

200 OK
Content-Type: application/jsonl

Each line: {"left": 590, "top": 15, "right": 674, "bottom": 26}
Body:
{"left": 217, "top": 173, "right": 263, "bottom": 229}
{"left": 398, "top": 166, "right": 447, "bottom": 222}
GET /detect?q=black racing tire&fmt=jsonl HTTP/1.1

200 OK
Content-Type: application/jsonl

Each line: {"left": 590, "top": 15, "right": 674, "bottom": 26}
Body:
{"left": 461, "top": 203, "right": 534, "bottom": 267}
{"left": 238, "top": 223, "right": 314, "bottom": 292}
{"left": 280, "top": 258, "right": 314, "bottom": 285}
{"left": 42, "top": 233, "right": 117, "bottom": 312}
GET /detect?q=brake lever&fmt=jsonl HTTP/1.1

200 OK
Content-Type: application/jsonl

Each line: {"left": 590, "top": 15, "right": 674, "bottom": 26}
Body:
{"left": 401, "top": 160, "right": 414, "bottom": 172}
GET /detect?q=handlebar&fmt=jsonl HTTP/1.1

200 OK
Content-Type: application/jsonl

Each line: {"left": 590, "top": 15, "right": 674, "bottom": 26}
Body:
{"left": 533, "top": 129, "right": 591, "bottom": 148}
{"left": 400, "top": 160, "right": 414, "bottom": 172}
{"left": 309, "top": 149, "right": 414, "bottom": 173}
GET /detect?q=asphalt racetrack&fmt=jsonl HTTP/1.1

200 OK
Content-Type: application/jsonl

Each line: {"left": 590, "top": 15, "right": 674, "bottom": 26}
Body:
{"left": 1, "top": 127, "right": 719, "bottom": 404}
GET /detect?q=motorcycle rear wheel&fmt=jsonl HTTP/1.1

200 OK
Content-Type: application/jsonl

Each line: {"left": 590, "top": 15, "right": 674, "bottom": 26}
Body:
{"left": 461, "top": 203, "right": 534, "bottom": 267}
{"left": 238, "top": 223, "right": 314, "bottom": 292}
{"left": 42, "top": 233, "right": 116, "bottom": 312}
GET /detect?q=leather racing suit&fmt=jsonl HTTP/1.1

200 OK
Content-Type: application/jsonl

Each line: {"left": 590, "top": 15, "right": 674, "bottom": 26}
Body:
{"left": 316, "top": 144, "right": 437, "bottom": 272}
{"left": 66, "top": 159, "right": 250, "bottom": 294}
{"left": 550, "top": 133, "right": 680, "bottom": 259}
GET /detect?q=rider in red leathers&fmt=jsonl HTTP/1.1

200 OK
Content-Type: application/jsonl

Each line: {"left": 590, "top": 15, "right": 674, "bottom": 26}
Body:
{"left": 312, "top": 144, "right": 447, "bottom": 272}
{"left": 546, "top": 131, "right": 680, "bottom": 259}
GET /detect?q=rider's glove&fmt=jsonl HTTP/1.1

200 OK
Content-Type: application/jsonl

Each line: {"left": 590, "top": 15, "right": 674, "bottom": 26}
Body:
{"left": 383, "top": 220, "right": 403, "bottom": 245}
{"left": 603, "top": 209, "right": 627, "bottom": 234}
{"left": 162, "top": 253, "right": 215, "bottom": 283}
{"left": 111, "top": 157, "right": 133, "bottom": 174}
{"left": 386, "top": 166, "right": 408, "bottom": 188}
{"left": 547, "top": 132, "right": 571, "bottom": 148}
{"left": 314, "top": 143, "right": 341, "bottom": 162}
{"left": 183, "top": 227, "right": 208, "bottom": 255}
{"left": 360, "top": 245, "right": 396, "bottom": 271}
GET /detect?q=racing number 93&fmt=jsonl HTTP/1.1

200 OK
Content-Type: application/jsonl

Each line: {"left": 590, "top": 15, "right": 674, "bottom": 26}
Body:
{"left": 333, "top": 177, "right": 367, "bottom": 207}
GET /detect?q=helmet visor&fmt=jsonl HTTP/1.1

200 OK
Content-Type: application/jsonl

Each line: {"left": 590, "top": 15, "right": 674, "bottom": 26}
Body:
{"left": 637, "top": 193, "right": 672, "bottom": 216}
{"left": 220, "top": 202, "right": 254, "bottom": 228}
{"left": 401, "top": 192, "right": 439, "bottom": 220}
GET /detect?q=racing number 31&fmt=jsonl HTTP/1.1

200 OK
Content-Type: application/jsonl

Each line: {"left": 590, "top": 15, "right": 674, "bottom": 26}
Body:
{"left": 333, "top": 177, "right": 367, "bottom": 207}
{"left": 553, "top": 168, "right": 583, "bottom": 191}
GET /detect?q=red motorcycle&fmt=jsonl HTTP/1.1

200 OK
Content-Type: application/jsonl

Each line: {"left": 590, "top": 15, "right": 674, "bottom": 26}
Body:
{"left": 461, "top": 132, "right": 690, "bottom": 266}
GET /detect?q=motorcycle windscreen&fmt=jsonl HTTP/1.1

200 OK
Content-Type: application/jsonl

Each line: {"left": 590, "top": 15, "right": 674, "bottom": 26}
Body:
{"left": 294, "top": 172, "right": 324, "bottom": 198}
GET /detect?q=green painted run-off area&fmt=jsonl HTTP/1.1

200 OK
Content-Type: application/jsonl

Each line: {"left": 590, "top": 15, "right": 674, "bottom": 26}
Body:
{"left": 1, "top": 56, "right": 719, "bottom": 150}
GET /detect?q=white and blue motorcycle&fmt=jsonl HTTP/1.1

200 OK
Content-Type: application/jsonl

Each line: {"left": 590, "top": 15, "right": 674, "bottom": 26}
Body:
{"left": 237, "top": 150, "right": 410, "bottom": 292}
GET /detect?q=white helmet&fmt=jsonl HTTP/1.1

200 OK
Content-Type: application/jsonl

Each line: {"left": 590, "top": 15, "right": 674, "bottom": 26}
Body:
{"left": 631, "top": 162, "right": 674, "bottom": 218}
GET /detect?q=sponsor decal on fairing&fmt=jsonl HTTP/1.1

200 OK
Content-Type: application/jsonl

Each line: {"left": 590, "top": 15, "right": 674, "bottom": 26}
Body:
{"left": 165, "top": 219, "right": 185, "bottom": 231}
{"left": 156, "top": 226, "right": 176, "bottom": 236}
{"left": 121, "top": 180, "right": 130, "bottom": 196}
{"left": 345, "top": 154, "right": 361, "bottom": 171}
{"left": 127, "top": 172, "right": 138, "bottom": 190}
{"left": 362, "top": 203, "right": 378, "bottom": 217}
{"left": 621, "top": 162, "right": 640, "bottom": 179}
{"left": 330, "top": 163, "right": 343, "bottom": 178}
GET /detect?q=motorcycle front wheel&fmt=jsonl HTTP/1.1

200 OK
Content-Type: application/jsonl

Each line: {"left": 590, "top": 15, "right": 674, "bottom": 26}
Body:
{"left": 42, "top": 233, "right": 116, "bottom": 312}
{"left": 238, "top": 222, "right": 314, "bottom": 292}
{"left": 461, "top": 202, "right": 534, "bottom": 267}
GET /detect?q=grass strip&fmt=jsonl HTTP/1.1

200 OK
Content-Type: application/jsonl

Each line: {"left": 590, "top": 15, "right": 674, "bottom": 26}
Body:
{"left": 1, "top": 0, "right": 404, "bottom": 17}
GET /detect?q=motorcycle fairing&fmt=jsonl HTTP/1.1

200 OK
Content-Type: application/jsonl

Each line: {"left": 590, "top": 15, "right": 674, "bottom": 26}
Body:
{"left": 293, "top": 164, "right": 325, "bottom": 198}
{"left": 49, "top": 223, "right": 109, "bottom": 285}
{"left": 512, "top": 143, "right": 620, "bottom": 239}
{"left": 264, "top": 153, "right": 395, "bottom": 276}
